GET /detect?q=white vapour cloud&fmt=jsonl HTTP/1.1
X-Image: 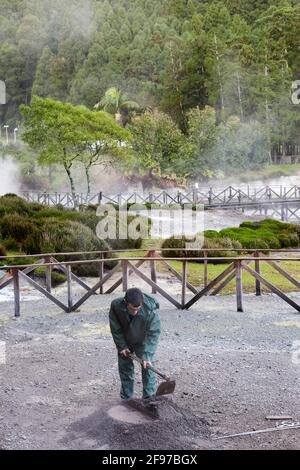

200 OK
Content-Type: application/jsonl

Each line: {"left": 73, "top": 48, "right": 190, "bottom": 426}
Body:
{"left": 0, "top": 157, "right": 20, "bottom": 195}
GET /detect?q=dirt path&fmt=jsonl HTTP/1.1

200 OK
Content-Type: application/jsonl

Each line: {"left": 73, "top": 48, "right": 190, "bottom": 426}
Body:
{"left": 1, "top": 290, "right": 300, "bottom": 449}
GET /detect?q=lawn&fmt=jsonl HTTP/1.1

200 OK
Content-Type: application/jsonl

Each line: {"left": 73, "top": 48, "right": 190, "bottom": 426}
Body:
{"left": 111, "top": 239, "right": 300, "bottom": 295}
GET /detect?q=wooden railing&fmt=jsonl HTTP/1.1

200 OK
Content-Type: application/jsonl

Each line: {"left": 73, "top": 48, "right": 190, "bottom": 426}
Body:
{"left": 1, "top": 249, "right": 300, "bottom": 317}
{"left": 21, "top": 185, "right": 300, "bottom": 207}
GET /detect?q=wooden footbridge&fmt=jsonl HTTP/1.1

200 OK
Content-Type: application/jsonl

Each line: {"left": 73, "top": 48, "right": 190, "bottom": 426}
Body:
{"left": 21, "top": 185, "right": 300, "bottom": 221}
{"left": 1, "top": 248, "right": 300, "bottom": 317}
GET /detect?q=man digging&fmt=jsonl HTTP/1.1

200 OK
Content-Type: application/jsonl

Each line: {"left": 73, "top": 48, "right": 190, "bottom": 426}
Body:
{"left": 109, "top": 287, "right": 161, "bottom": 401}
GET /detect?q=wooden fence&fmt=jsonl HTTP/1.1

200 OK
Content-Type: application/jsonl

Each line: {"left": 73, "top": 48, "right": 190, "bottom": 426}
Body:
{"left": 1, "top": 249, "right": 300, "bottom": 317}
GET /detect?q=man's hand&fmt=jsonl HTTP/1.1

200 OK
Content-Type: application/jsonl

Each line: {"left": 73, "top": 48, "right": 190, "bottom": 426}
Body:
{"left": 143, "top": 360, "right": 152, "bottom": 369}
{"left": 120, "top": 348, "right": 131, "bottom": 357}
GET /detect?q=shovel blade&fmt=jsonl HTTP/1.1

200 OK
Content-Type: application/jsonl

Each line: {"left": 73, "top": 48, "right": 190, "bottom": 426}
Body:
{"left": 156, "top": 380, "right": 176, "bottom": 396}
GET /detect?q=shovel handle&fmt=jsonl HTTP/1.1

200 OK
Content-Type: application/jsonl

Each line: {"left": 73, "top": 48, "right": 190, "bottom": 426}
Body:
{"left": 129, "top": 353, "right": 170, "bottom": 381}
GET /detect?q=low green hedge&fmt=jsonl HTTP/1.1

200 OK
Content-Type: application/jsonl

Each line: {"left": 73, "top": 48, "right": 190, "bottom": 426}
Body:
{"left": 162, "top": 236, "right": 242, "bottom": 262}
{"left": 162, "top": 219, "right": 300, "bottom": 261}
{"left": 0, "top": 195, "right": 148, "bottom": 263}
{"left": 33, "top": 267, "right": 67, "bottom": 287}
{"left": 0, "top": 243, "right": 7, "bottom": 257}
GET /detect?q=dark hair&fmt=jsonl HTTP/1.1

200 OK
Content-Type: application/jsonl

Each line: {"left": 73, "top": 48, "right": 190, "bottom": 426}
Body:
{"left": 125, "top": 288, "right": 143, "bottom": 307}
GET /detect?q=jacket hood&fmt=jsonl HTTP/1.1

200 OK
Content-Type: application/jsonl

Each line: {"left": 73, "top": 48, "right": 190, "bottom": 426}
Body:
{"left": 142, "top": 293, "right": 159, "bottom": 311}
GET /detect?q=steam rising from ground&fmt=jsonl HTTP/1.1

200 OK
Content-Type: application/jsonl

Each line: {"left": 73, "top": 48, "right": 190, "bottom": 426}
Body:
{"left": 0, "top": 157, "right": 20, "bottom": 195}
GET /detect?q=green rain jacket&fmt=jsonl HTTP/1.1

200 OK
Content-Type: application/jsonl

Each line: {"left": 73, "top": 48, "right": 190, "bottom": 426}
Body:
{"left": 109, "top": 293, "right": 161, "bottom": 361}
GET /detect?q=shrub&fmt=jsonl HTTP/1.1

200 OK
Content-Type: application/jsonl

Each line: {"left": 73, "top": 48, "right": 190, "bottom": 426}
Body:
{"left": 22, "top": 230, "right": 43, "bottom": 254}
{"left": 0, "top": 244, "right": 7, "bottom": 257}
{"left": 40, "top": 218, "right": 115, "bottom": 276}
{"left": 219, "top": 226, "right": 281, "bottom": 249}
{"left": 96, "top": 212, "right": 148, "bottom": 250}
{"left": 0, "top": 256, "right": 38, "bottom": 267}
{"left": 279, "top": 232, "right": 299, "bottom": 248}
{"left": 238, "top": 238, "right": 269, "bottom": 250}
{"left": 0, "top": 195, "right": 43, "bottom": 217}
{"left": 2, "top": 237, "right": 21, "bottom": 252}
{"left": 161, "top": 235, "right": 242, "bottom": 262}
{"left": 34, "top": 267, "right": 67, "bottom": 287}
{"left": 0, "top": 213, "right": 41, "bottom": 247}
{"left": 204, "top": 230, "right": 220, "bottom": 239}
{"left": 40, "top": 219, "right": 109, "bottom": 253}
{"left": 161, "top": 236, "right": 186, "bottom": 258}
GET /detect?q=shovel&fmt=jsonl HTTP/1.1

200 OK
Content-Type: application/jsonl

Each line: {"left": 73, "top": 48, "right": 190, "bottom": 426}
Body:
{"left": 129, "top": 353, "right": 176, "bottom": 396}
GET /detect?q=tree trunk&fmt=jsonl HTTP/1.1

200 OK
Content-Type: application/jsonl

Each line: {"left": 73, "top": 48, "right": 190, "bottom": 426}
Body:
{"left": 63, "top": 156, "right": 78, "bottom": 209}
{"left": 85, "top": 165, "right": 91, "bottom": 194}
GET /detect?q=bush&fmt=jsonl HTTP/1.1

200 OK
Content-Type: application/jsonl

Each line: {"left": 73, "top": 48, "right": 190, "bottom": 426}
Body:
{"left": 40, "top": 218, "right": 115, "bottom": 276}
{"left": 161, "top": 236, "right": 186, "bottom": 258}
{"left": 0, "top": 195, "right": 43, "bottom": 217}
{"left": 2, "top": 238, "right": 21, "bottom": 252}
{"left": 219, "top": 226, "right": 281, "bottom": 249}
{"left": 161, "top": 216, "right": 300, "bottom": 260}
{"left": 161, "top": 235, "right": 242, "bottom": 262}
{"left": 34, "top": 267, "right": 67, "bottom": 287}
{"left": 40, "top": 218, "right": 109, "bottom": 253}
{"left": 204, "top": 230, "right": 220, "bottom": 239}
{"left": 0, "top": 213, "right": 34, "bottom": 241}
{"left": 0, "top": 256, "right": 38, "bottom": 267}
{"left": 279, "top": 232, "right": 299, "bottom": 248}
{"left": 0, "top": 244, "right": 7, "bottom": 257}
{"left": 96, "top": 212, "right": 148, "bottom": 250}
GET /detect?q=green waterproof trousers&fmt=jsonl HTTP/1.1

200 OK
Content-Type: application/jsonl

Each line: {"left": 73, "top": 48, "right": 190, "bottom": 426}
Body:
{"left": 118, "top": 346, "right": 156, "bottom": 400}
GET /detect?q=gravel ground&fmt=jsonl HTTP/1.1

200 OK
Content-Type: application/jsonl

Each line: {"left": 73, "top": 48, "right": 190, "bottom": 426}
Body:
{"left": 1, "top": 288, "right": 300, "bottom": 450}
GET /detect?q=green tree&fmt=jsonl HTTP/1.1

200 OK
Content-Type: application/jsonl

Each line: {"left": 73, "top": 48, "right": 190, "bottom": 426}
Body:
{"left": 20, "top": 96, "right": 130, "bottom": 202}
{"left": 94, "top": 87, "right": 140, "bottom": 126}
{"left": 128, "top": 109, "right": 185, "bottom": 190}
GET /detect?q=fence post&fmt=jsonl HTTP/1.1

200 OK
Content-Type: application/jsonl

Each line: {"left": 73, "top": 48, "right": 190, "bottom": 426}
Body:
{"left": 235, "top": 260, "right": 243, "bottom": 312}
{"left": 208, "top": 187, "right": 212, "bottom": 205}
{"left": 204, "top": 250, "right": 208, "bottom": 291}
{"left": 181, "top": 260, "right": 187, "bottom": 309}
{"left": 122, "top": 259, "right": 128, "bottom": 292}
{"left": 254, "top": 251, "right": 261, "bottom": 296}
{"left": 99, "top": 253, "right": 104, "bottom": 294}
{"left": 45, "top": 256, "right": 52, "bottom": 294}
{"left": 66, "top": 265, "right": 73, "bottom": 311}
{"left": 12, "top": 268, "right": 20, "bottom": 318}
{"left": 193, "top": 189, "right": 197, "bottom": 205}
{"left": 149, "top": 250, "right": 157, "bottom": 294}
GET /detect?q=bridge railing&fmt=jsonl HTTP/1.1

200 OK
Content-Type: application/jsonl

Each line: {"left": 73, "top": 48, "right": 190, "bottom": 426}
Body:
{"left": 1, "top": 248, "right": 300, "bottom": 317}
{"left": 21, "top": 185, "right": 300, "bottom": 208}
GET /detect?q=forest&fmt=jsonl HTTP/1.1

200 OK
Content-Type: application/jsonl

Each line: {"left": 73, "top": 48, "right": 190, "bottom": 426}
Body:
{"left": 1, "top": 0, "right": 300, "bottom": 189}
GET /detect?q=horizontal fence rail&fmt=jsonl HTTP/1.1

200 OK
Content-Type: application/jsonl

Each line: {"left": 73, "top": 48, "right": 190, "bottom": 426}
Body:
{"left": 1, "top": 249, "right": 300, "bottom": 316}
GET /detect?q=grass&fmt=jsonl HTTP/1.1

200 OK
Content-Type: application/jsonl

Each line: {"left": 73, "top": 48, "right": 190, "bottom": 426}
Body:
{"left": 239, "top": 163, "right": 300, "bottom": 182}
{"left": 158, "top": 258, "right": 300, "bottom": 295}
{"left": 108, "top": 238, "right": 300, "bottom": 295}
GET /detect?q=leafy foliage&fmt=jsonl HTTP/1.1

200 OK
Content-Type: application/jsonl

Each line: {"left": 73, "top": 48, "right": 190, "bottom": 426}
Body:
{"left": 1, "top": 0, "right": 300, "bottom": 182}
